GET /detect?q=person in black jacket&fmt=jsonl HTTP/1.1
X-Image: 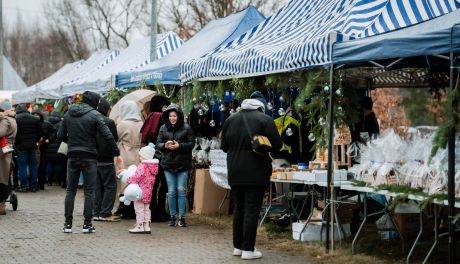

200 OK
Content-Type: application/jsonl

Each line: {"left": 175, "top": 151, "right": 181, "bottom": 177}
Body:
{"left": 32, "top": 109, "right": 48, "bottom": 190}
{"left": 58, "top": 91, "right": 120, "bottom": 234}
{"left": 93, "top": 97, "right": 120, "bottom": 222}
{"left": 221, "top": 93, "right": 282, "bottom": 260}
{"left": 350, "top": 96, "right": 380, "bottom": 144}
{"left": 156, "top": 104, "right": 195, "bottom": 228}
{"left": 42, "top": 110, "right": 63, "bottom": 186}
{"left": 15, "top": 104, "right": 41, "bottom": 192}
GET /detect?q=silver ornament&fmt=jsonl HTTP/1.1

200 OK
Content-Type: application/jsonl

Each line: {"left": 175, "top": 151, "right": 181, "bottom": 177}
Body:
{"left": 267, "top": 102, "right": 273, "bottom": 110}
{"left": 209, "top": 120, "right": 216, "bottom": 127}
{"left": 338, "top": 106, "right": 343, "bottom": 113}
{"left": 279, "top": 96, "right": 285, "bottom": 103}
{"left": 335, "top": 89, "right": 343, "bottom": 96}
{"left": 236, "top": 107, "right": 241, "bottom": 112}
{"left": 323, "top": 86, "right": 330, "bottom": 93}
{"left": 198, "top": 109, "right": 204, "bottom": 116}
{"left": 219, "top": 104, "right": 225, "bottom": 112}
{"left": 202, "top": 104, "right": 209, "bottom": 112}
{"left": 278, "top": 108, "right": 285, "bottom": 116}
{"left": 319, "top": 117, "right": 325, "bottom": 126}
{"left": 308, "top": 133, "right": 316, "bottom": 142}
{"left": 286, "top": 127, "right": 293, "bottom": 137}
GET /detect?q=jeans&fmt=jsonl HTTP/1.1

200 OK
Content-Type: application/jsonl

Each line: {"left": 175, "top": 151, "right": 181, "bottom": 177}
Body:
{"left": 65, "top": 158, "right": 97, "bottom": 225}
{"left": 17, "top": 149, "right": 38, "bottom": 190}
{"left": 164, "top": 170, "right": 188, "bottom": 217}
{"left": 232, "top": 186, "right": 266, "bottom": 251}
{"left": 93, "top": 163, "right": 117, "bottom": 218}
{"left": 46, "top": 161, "right": 63, "bottom": 184}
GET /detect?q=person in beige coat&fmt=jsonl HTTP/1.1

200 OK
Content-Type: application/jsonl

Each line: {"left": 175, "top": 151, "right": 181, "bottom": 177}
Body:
{"left": 114, "top": 100, "right": 143, "bottom": 218}
{"left": 0, "top": 99, "right": 17, "bottom": 215}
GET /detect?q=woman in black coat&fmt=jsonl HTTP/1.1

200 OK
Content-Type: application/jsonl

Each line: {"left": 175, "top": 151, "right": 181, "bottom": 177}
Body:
{"left": 156, "top": 104, "right": 195, "bottom": 228}
{"left": 221, "top": 92, "right": 282, "bottom": 260}
{"left": 42, "top": 110, "right": 63, "bottom": 186}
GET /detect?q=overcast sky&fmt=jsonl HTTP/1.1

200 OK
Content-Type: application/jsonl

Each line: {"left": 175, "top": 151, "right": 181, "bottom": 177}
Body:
{"left": 4, "top": 0, "right": 50, "bottom": 27}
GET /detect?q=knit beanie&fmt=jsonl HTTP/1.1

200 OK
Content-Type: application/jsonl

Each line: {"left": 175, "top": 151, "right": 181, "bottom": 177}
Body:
{"left": 139, "top": 143, "right": 156, "bottom": 160}
{"left": 0, "top": 99, "right": 12, "bottom": 111}
{"left": 250, "top": 91, "right": 267, "bottom": 107}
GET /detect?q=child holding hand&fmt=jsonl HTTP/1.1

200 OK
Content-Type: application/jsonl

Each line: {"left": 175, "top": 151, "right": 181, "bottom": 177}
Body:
{"left": 127, "top": 143, "right": 159, "bottom": 234}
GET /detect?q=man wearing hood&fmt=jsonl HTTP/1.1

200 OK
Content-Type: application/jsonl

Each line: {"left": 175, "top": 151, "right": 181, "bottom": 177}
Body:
{"left": 221, "top": 91, "right": 282, "bottom": 260}
{"left": 156, "top": 104, "right": 195, "bottom": 228}
{"left": 58, "top": 91, "right": 120, "bottom": 234}
{"left": 93, "top": 97, "right": 120, "bottom": 222}
{"left": 15, "top": 104, "right": 42, "bottom": 192}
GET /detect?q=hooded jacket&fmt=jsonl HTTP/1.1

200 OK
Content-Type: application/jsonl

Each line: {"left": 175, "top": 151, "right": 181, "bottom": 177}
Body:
{"left": 14, "top": 104, "right": 41, "bottom": 150}
{"left": 128, "top": 160, "right": 159, "bottom": 204}
{"left": 58, "top": 100, "right": 119, "bottom": 159}
{"left": 97, "top": 98, "right": 119, "bottom": 162}
{"left": 43, "top": 110, "right": 62, "bottom": 161}
{"left": 221, "top": 99, "right": 283, "bottom": 187}
{"left": 156, "top": 104, "right": 195, "bottom": 172}
{"left": 0, "top": 109, "right": 17, "bottom": 187}
{"left": 117, "top": 100, "right": 143, "bottom": 168}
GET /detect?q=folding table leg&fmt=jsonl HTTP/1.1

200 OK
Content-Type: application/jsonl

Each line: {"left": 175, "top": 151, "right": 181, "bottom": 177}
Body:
{"left": 423, "top": 206, "right": 439, "bottom": 264}
{"left": 406, "top": 211, "right": 424, "bottom": 264}
{"left": 352, "top": 192, "right": 367, "bottom": 254}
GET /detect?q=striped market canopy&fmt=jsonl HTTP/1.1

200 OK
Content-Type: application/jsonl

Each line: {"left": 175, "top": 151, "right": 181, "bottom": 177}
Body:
{"left": 60, "top": 32, "right": 183, "bottom": 97}
{"left": 180, "top": 0, "right": 460, "bottom": 83}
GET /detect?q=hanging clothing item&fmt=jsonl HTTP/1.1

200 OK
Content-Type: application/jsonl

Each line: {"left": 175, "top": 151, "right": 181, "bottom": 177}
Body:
{"left": 274, "top": 114, "right": 302, "bottom": 164}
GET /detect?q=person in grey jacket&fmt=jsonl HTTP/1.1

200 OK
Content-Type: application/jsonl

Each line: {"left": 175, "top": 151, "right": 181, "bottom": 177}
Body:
{"left": 221, "top": 91, "right": 282, "bottom": 260}
{"left": 58, "top": 91, "right": 120, "bottom": 234}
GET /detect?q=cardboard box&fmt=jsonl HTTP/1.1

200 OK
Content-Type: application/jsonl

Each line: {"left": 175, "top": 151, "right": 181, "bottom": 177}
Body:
{"left": 193, "top": 169, "right": 230, "bottom": 215}
{"left": 312, "top": 169, "right": 348, "bottom": 182}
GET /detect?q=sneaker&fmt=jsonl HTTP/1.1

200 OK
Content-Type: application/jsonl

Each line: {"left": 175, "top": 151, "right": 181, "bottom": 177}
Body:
{"left": 233, "top": 248, "right": 242, "bottom": 256}
{"left": 129, "top": 223, "right": 145, "bottom": 234}
{"left": 82, "top": 224, "right": 96, "bottom": 233}
{"left": 241, "top": 250, "right": 262, "bottom": 260}
{"left": 177, "top": 216, "right": 187, "bottom": 227}
{"left": 92, "top": 216, "right": 102, "bottom": 221}
{"left": 168, "top": 216, "right": 176, "bottom": 227}
{"left": 101, "top": 215, "right": 121, "bottom": 222}
{"left": 63, "top": 223, "right": 72, "bottom": 233}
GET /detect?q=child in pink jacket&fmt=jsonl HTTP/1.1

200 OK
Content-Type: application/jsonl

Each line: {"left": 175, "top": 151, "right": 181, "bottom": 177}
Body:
{"left": 128, "top": 143, "right": 159, "bottom": 234}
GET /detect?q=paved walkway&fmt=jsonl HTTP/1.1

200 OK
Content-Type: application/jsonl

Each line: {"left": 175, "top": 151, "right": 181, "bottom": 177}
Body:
{"left": 0, "top": 186, "right": 311, "bottom": 264}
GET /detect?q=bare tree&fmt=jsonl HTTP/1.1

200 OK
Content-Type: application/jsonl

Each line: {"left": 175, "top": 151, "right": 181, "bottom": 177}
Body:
{"left": 45, "top": 0, "right": 90, "bottom": 61}
{"left": 159, "top": 0, "right": 286, "bottom": 39}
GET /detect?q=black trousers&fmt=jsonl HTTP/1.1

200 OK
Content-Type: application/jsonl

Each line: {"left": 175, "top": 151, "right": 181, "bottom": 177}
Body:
{"left": 232, "top": 186, "right": 266, "bottom": 251}
{"left": 93, "top": 163, "right": 117, "bottom": 218}
{"left": 65, "top": 158, "right": 97, "bottom": 225}
{"left": 150, "top": 166, "right": 168, "bottom": 218}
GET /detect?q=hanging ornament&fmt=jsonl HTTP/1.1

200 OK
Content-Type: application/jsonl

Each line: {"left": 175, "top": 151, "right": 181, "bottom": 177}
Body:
{"left": 286, "top": 127, "right": 293, "bottom": 137}
{"left": 267, "top": 102, "right": 273, "bottom": 110}
{"left": 319, "top": 117, "right": 325, "bottom": 126}
{"left": 337, "top": 106, "right": 344, "bottom": 113}
{"left": 335, "top": 88, "right": 343, "bottom": 96}
{"left": 279, "top": 96, "right": 285, "bottom": 103}
{"left": 231, "top": 91, "right": 236, "bottom": 97}
{"left": 197, "top": 109, "right": 204, "bottom": 116}
{"left": 202, "top": 104, "right": 209, "bottom": 112}
{"left": 209, "top": 120, "right": 216, "bottom": 127}
{"left": 278, "top": 108, "right": 285, "bottom": 116}
{"left": 193, "top": 97, "right": 197, "bottom": 102}
{"left": 230, "top": 109, "right": 236, "bottom": 115}
{"left": 308, "top": 133, "right": 316, "bottom": 142}
{"left": 236, "top": 107, "right": 241, "bottom": 112}
{"left": 219, "top": 104, "right": 225, "bottom": 112}
{"left": 323, "top": 86, "right": 330, "bottom": 93}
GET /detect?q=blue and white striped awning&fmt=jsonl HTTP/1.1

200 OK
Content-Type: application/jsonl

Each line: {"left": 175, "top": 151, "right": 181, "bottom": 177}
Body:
{"left": 180, "top": 0, "right": 460, "bottom": 83}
